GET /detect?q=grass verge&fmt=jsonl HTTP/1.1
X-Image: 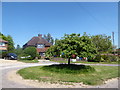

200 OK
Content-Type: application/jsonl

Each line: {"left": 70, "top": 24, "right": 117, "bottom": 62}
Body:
{"left": 17, "top": 64, "right": 119, "bottom": 85}
{"left": 18, "top": 59, "right": 39, "bottom": 63}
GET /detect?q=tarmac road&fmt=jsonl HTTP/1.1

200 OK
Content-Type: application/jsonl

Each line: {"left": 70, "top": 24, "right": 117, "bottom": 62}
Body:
{"left": 0, "top": 59, "right": 58, "bottom": 88}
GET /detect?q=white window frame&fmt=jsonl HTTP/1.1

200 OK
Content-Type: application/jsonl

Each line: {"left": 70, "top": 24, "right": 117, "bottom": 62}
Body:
{"left": 37, "top": 44, "right": 45, "bottom": 48}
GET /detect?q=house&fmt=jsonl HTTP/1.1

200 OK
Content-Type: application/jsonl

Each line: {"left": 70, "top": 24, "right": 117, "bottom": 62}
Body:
{"left": 0, "top": 38, "right": 8, "bottom": 52}
{"left": 23, "top": 34, "right": 52, "bottom": 57}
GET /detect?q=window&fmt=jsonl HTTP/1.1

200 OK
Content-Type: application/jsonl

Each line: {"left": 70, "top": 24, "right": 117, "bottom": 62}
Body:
{"left": 37, "top": 44, "right": 44, "bottom": 48}
{"left": 0, "top": 42, "right": 5, "bottom": 46}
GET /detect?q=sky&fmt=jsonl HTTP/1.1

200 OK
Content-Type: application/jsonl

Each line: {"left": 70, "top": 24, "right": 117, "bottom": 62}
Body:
{"left": 2, "top": 2, "right": 118, "bottom": 48}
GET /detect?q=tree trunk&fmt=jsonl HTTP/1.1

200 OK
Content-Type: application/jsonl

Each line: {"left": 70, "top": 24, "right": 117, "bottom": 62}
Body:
{"left": 68, "top": 58, "right": 71, "bottom": 65}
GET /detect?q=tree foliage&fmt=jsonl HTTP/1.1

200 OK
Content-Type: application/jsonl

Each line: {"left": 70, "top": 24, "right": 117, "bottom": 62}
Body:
{"left": 23, "top": 47, "right": 37, "bottom": 59}
{"left": 43, "top": 33, "right": 54, "bottom": 45}
{"left": 46, "top": 33, "right": 97, "bottom": 64}
{"left": 91, "top": 34, "right": 113, "bottom": 53}
{"left": 0, "top": 32, "right": 15, "bottom": 51}
{"left": 14, "top": 44, "right": 23, "bottom": 56}
{"left": 7, "top": 35, "right": 15, "bottom": 51}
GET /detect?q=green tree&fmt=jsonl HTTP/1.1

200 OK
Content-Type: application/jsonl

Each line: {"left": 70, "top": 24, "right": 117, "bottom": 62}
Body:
{"left": 23, "top": 47, "right": 37, "bottom": 59}
{"left": 0, "top": 32, "right": 8, "bottom": 41}
{"left": 55, "top": 38, "right": 59, "bottom": 45}
{"left": 44, "top": 33, "right": 54, "bottom": 45}
{"left": 46, "top": 33, "right": 97, "bottom": 64}
{"left": 16, "top": 44, "right": 21, "bottom": 49}
{"left": 91, "top": 34, "right": 113, "bottom": 53}
{"left": 7, "top": 35, "right": 15, "bottom": 51}
{"left": 0, "top": 33, "right": 15, "bottom": 52}
{"left": 14, "top": 44, "right": 23, "bottom": 56}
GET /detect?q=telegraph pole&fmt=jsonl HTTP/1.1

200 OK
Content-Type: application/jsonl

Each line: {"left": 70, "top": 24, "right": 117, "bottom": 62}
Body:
{"left": 112, "top": 32, "right": 115, "bottom": 54}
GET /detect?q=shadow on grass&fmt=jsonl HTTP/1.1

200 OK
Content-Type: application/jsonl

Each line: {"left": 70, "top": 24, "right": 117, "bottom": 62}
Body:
{"left": 41, "top": 64, "right": 95, "bottom": 74}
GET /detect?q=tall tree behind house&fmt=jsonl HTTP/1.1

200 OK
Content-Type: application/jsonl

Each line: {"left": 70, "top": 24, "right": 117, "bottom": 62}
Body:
{"left": 43, "top": 33, "right": 54, "bottom": 45}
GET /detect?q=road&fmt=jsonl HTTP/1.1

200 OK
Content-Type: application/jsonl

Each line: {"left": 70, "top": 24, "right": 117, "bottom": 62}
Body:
{"left": 0, "top": 59, "right": 119, "bottom": 88}
{"left": 0, "top": 59, "right": 58, "bottom": 88}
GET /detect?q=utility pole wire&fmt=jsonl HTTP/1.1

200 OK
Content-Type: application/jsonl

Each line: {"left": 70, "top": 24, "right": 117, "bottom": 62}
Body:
{"left": 75, "top": 2, "right": 110, "bottom": 31}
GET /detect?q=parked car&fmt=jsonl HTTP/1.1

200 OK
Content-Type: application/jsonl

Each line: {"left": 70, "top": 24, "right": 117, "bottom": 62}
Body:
{"left": 5, "top": 53, "right": 17, "bottom": 60}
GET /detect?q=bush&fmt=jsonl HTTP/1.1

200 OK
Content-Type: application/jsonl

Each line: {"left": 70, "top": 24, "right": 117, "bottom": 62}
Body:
{"left": 109, "top": 55, "right": 118, "bottom": 62}
{"left": 101, "top": 55, "right": 109, "bottom": 62}
{"left": 23, "top": 47, "right": 37, "bottom": 60}
{"left": 93, "top": 54, "right": 103, "bottom": 62}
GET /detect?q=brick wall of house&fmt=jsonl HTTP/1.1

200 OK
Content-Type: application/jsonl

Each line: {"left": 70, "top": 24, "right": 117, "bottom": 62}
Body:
{"left": 0, "top": 43, "right": 8, "bottom": 51}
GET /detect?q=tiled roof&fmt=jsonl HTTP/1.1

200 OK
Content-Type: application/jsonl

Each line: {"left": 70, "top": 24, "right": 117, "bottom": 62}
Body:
{"left": 23, "top": 35, "right": 52, "bottom": 47}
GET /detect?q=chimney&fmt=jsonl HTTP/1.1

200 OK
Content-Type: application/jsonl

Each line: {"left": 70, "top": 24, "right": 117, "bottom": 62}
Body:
{"left": 38, "top": 34, "right": 42, "bottom": 38}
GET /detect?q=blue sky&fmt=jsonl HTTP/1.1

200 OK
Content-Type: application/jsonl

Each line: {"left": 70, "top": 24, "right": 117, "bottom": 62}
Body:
{"left": 2, "top": 2, "right": 118, "bottom": 48}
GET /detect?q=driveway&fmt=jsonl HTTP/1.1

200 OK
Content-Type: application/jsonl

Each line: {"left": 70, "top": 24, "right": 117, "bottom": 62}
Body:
{"left": 0, "top": 59, "right": 119, "bottom": 88}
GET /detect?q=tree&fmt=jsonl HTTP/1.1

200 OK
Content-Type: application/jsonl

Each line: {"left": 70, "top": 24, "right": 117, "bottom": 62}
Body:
{"left": 0, "top": 33, "right": 15, "bottom": 52}
{"left": 16, "top": 44, "right": 21, "bottom": 49}
{"left": 0, "top": 32, "right": 8, "bottom": 41}
{"left": 55, "top": 38, "right": 59, "bottom": 45}
{"left": 91, "top": 34, "right": 113, "bottom": 53}
{"left": 7, "top": 35, "right": 15, "bottom": 51}
{"left": 23, "top": 47, "right": 37, "bottom": 59}
{"left": 14, "top": 44, "right": 23, "bottom": 56}
{"left": 46, "top": 33, "right": 97, "bottom": 64}
{"left": 43, "top": 33, "right": 54, "bottom": 45}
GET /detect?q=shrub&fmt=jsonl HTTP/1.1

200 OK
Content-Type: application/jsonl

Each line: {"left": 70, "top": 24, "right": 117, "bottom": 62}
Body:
{"left": 109, "top": 55, "right": 118, "bottom": 62}
{"left": 101, "top": 55, "right": 109, "bottom": 62}
{"left": 23, "top": 47, "right": 37, "bottom": 60}
{"left": 93, "top": 54, "right": 103, "bottom": 62}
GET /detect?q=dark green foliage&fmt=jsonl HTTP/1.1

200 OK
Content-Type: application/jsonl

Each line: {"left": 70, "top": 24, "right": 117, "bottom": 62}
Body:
{"left": 42, "top": 64, "right": 95, "bottom": 74}
{"left": 23, "top": 47, "right": 37, "bottom": 60}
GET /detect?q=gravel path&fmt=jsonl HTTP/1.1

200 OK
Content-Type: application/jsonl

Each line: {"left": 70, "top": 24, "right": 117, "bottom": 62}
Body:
{"left": 0, "top": 59, "right": 119, "bottom": 88}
